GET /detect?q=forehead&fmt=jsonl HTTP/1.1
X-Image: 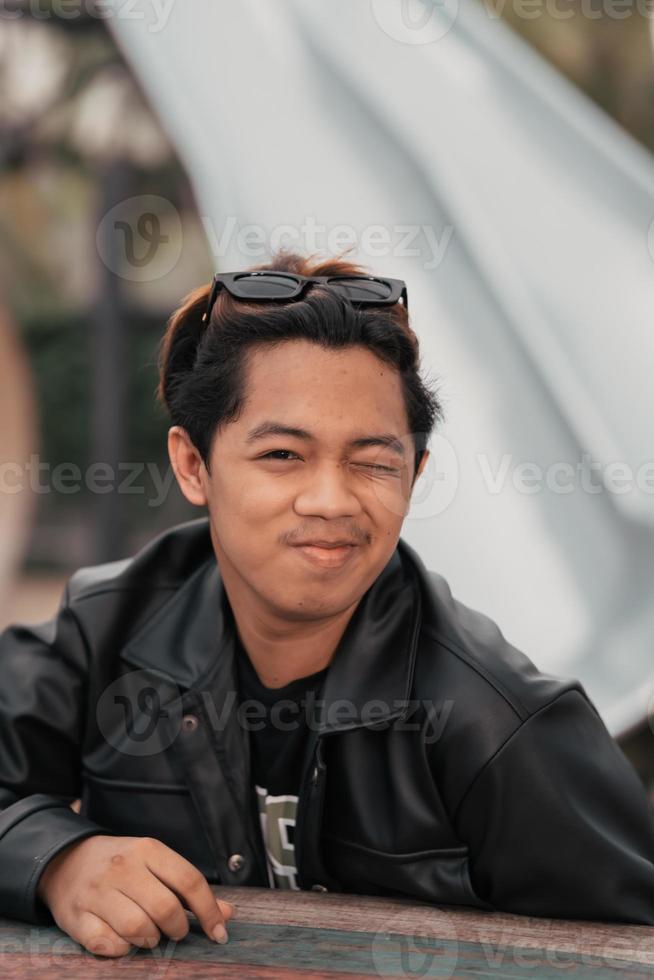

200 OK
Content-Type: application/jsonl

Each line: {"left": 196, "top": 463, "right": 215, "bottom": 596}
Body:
{"left": 238, "top": 340, "right": 408, "bottom": 432}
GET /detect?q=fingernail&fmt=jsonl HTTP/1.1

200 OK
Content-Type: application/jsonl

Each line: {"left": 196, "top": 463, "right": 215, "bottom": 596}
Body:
{"left": 212, "top": 924, "right": 229, "bottom": 944}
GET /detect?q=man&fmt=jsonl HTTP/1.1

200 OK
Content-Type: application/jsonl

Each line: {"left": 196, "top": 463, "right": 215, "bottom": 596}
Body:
{"left": 1, "top": 252, "right": 653, "bottom": 959}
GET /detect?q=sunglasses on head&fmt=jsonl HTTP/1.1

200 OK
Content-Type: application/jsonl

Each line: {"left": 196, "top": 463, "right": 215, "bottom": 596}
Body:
{"left": 201, "top": 271, "right": 409, "bottom": 324}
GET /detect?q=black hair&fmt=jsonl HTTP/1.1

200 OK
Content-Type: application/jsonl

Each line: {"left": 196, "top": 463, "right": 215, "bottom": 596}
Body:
{"left": 157, "top": 249, "right": 444, "bottom": 480}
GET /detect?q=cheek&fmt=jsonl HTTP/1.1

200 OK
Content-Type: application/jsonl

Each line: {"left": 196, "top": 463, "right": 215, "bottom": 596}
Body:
{"left": 207, "top": 479, "right": 288, "bottom": 562}
{"left": 211, "top": 473, "right": 288, "bottom": 518}
{"left": 364, "top": 477, "right": 411, "bottom": 524}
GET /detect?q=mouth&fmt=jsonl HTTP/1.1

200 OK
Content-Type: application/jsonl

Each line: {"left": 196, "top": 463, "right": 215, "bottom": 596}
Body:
{"left": 292, "top": 543, "right": 359, "bottom": 569}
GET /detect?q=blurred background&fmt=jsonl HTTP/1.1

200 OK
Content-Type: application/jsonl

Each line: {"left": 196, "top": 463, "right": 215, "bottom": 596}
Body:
{"left": 1, "top": 0, "right": 653, "bottom": 790}
{"left": 0, "top": 1, "right": 210, "bottom": 579}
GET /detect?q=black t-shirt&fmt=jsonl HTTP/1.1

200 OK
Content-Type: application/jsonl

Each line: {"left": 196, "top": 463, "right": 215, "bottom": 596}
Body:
{"left": 235, "top": 636, "right": 328, "bottom": 889}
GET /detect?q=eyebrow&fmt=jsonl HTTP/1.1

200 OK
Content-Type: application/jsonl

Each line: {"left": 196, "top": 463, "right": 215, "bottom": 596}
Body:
{"left": 245, "top": 422, "right": 406, "bottom": 457}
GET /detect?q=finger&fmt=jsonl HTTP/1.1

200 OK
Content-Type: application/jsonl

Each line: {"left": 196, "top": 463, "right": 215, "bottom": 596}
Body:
{"left": 91, "top": 889, "right": 161, "bottom": 950}
{"left": 216, "top": 898, "right": 235, "bottom": 921}
{"left": 73, "top": 910, "right": 133, "bottom": 958}
{"left": 143, "top": 842, "right": 229, "bottom": 943}
{"left": 118, "top": 877, "right": 189, "bottom": 943}
{"left": 186, "top": 897, "right": 235, "bottom": 926}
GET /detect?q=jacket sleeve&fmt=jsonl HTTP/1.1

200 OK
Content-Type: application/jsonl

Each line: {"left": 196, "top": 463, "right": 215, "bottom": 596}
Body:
{"left": 453, "top": 687, "right": 654, "bottom": 924}
{"left": 0, "top": 585, "right": 116, "bottom": 925}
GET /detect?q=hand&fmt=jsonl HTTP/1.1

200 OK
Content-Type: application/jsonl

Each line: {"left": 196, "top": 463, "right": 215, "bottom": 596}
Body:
{"left": 36, "top": 835, "right": 234, "bottom": 957}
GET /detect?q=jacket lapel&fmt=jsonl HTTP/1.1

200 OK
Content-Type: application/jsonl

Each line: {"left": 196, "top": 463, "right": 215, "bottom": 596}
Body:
{"left": 121, "top": 556, "right": 265, "bottom": 881}
{"left": 314, "top": 542, "right": 422, "bottom": 732}
{"left": 121, "top": 557, "right": 228, "bottom": 690}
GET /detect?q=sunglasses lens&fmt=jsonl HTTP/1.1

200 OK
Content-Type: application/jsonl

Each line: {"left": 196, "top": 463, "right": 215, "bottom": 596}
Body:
{"left": 232, "top": 273, "right": 300, "bottom": 298}
{"left": 325, "top": 277, "right": 393, "bottom": 303}
{"left": 225, "top": 273, "right": 399, "bottom": 305}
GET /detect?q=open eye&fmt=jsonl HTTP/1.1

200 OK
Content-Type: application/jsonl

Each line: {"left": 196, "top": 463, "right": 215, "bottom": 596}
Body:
{"left": 260, "top": 450, "right": 301, "bottom": 461}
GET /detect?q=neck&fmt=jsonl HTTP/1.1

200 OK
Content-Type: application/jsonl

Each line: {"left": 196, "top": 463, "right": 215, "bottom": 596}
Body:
{"left": 238, "top": 599, "right": 359, "bottom": 689}
{"left": 220, "top": 579, "right": 360, "bottom": 690}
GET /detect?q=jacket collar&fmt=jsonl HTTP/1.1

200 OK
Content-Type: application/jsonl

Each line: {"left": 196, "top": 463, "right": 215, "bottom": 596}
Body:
{"left": 122, "top": 535, "right": 423, "bottom": 734}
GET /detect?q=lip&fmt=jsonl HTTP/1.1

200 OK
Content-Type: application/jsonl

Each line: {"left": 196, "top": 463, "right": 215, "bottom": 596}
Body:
{"left": 292, "top": 543, "right": 359, "bottom": 569}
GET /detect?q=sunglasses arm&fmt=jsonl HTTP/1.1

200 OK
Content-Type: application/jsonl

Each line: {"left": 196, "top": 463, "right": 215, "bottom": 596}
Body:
{"left": 201, "top": 277, "right": 222, "bottom": 325}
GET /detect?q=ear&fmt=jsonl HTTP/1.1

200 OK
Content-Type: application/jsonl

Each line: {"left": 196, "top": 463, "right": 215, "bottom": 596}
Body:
{"left": 167, "top": 426, "right": 209, "bottom": 506}
{"left": 412, "top": 449, "right": 430, "bottom": 487}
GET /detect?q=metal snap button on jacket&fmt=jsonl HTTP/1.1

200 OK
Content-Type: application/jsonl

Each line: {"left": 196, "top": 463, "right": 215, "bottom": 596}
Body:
{"left": 228, "top": 853, "right": 246, "bottom": 873}
{"left": 311, "top": 883, "right": 329, "bottom": 892}
{"left": 181, "top": 714, "right": 199, "bottom": 733}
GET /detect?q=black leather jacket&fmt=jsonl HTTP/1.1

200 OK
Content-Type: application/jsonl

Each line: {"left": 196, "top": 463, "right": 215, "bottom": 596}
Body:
{"left": 1, "top": 518, "right": 654, "bottom": 926}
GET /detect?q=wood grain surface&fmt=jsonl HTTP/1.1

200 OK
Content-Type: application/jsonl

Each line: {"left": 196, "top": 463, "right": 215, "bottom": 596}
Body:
{"left": 0, "top": 886, "right": 652, "bottom": 978}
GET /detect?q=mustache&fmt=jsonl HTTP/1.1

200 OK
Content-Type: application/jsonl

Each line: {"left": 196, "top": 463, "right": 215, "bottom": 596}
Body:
{"left": 285, "top": 527, "right": 370, "bottom": 546}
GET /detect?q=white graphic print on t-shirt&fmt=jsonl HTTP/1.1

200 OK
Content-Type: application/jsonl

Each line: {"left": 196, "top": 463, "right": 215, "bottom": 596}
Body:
{"left": 255, "top": 784, "right": 300, "bottom": 889}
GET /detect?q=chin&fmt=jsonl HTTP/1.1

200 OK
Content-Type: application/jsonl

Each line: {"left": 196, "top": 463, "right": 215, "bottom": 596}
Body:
{"left": 272, "top": 588, "right": 357, "bottom": 621}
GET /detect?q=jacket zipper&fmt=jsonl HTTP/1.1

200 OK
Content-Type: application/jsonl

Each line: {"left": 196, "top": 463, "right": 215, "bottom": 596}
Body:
{"left": 294, "top": 726, "right": 320, "bottom": 889}
{"left": 294, "top": 734, "right": 341, "bottom": 891}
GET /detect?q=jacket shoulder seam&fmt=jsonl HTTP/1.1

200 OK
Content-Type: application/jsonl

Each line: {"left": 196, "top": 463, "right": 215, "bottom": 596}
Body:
{"left": 451, "top": 687, "right": 584, "bottom": 825}
{"left": 422, "top": 623, "right": 529, "bottom": 721}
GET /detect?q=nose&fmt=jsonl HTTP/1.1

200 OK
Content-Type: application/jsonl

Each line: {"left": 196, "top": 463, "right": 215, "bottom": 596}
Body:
{"left": 293, "top": 461, "right": 364, "bottom": 521}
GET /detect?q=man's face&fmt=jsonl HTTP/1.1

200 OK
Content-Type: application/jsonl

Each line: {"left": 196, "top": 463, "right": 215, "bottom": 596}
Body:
{"left": 186, "top": 340, "right": 427, "bottom": 622}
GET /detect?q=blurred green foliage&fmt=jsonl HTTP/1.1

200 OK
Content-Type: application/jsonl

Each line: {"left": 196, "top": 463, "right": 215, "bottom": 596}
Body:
{"left": 21, "top": 311, "right": 169, "bottom": 479}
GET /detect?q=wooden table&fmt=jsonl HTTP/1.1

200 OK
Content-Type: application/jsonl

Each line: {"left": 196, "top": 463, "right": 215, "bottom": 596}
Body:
{"left": 1, "top": 886, "right": 653, "bottom": 978}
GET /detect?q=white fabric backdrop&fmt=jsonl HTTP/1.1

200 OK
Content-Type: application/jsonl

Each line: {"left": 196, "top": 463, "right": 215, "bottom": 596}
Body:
{"left": 110, "top": 0, "right": 654, "bottom": 734}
